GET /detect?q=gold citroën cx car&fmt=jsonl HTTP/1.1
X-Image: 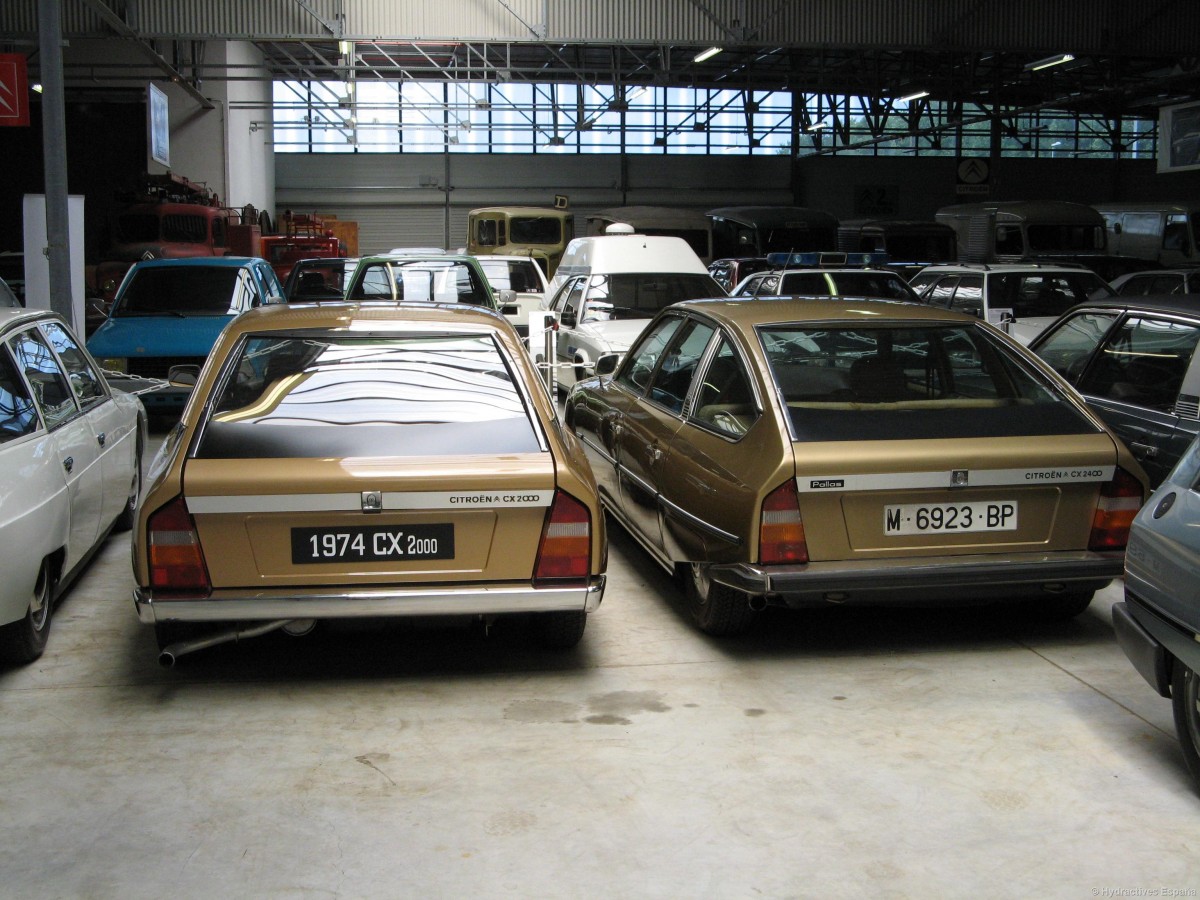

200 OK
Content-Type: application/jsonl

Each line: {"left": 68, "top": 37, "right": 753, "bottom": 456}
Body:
{"left": 132, "top": 301, "right": 606, "bottom": 663}
{"left": 565, "top": 297, "right": 1147, "bottom": 635}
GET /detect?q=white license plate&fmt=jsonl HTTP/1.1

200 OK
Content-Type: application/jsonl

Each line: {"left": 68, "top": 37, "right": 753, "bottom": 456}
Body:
{"left": 884, "top": 501, "right": 1018, "bottom": 536}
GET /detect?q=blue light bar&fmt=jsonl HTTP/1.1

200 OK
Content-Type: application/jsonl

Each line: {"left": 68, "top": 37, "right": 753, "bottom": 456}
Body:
{"left": 766, "top": 251, "right": 891, "bottom": 268}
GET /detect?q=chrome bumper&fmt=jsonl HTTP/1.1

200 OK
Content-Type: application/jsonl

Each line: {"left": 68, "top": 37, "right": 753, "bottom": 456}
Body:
{"left": 707, "top": 551, "right": 1122, "bottom": 606}
{"left": 135, "top": 577, "right": 605, "bottom": 624}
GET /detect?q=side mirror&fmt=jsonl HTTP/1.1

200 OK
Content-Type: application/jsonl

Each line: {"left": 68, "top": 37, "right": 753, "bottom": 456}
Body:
{"left": 560, "top": 309, "right": 577, "bottom": 327}
{"left": 498, "top": 288, "right": 517, "bottom": 305}
{"left": 595, "top": 354, "right": 619, "bottom": 377}
{"left": 167, "top": 365, "right": 200, "bottom": 388}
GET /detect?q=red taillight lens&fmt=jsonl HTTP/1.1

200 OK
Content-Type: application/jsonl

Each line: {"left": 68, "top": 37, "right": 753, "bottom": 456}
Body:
{"left": 759, "top": 478, "right": 808, "bottom": 565}
{"left": 534, "top": 490, "right": 592, "bottom": 583}
{"left": 147, "top": 496, "right": 211, "bottom": 595}
{"left": 1089, "top": 467, "right": 1144, "bottom": 551}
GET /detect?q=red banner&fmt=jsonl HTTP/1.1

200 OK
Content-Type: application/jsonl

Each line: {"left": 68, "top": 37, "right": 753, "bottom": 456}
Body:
{"left": 0, "top": 54, "right": 30, "bottom": 127}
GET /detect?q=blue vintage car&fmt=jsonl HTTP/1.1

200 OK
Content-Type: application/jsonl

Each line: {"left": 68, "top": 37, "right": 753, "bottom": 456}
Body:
{"left": 87, "top": 257, "right": 284, "bottom": 414}
{"left": 1112, "top": 433, "right": 1200, "bottom": 790}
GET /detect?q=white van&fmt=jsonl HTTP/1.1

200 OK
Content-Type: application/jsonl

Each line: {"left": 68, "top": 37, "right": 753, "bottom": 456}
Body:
{"left": 1092, "top": 202, "right": 1200, "bottom": 266}
{"left": 541, "top": 227, "right": 725, "bottom": 392}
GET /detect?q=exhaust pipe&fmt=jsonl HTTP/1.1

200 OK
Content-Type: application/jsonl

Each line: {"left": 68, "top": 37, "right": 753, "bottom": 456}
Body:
{"left": 748, "top": 595, "right": 768, "bottom": 612}
{"left": 158, "top": 619, "right": 294, "bottom": 667}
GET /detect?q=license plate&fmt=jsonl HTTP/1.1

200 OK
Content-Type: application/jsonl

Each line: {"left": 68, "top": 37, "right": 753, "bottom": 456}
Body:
{"left": 884, "top": 501, "right": 1018, "bottom": 536}
{"left": 291, "top": 524, "right": 454, "bottom": 564}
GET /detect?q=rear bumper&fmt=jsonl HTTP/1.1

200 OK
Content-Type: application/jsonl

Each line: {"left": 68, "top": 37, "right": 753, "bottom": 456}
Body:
{"left": 706, "top": 551, "right": 1123, "bottom": 607}
{"left": 134, "top": 577, "right": 606, "bottom": 624}
{"left": 1114, "top": 594, "right": 1200, "bottom": 697}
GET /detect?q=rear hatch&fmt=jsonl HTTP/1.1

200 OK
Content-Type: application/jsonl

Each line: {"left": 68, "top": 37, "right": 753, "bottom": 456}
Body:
{"left": 180, "top": 324, "right": 555, "bottom": 587}
{"left": 793, "top": 434, "right": 1119, "bottom": 560}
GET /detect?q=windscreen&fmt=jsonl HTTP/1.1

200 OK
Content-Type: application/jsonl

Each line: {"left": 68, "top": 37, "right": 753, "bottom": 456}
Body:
{"left": 509, "top": 217, "right": 563, "bottom": 245}
{"left": 778, "top": 271, "right": 915, "bottom": 300}
{"left": 759, "top": 321, "right": 1097, "bottom": 442}
{"left": 195, "top": 331, "right": 541, "bottom": 458}
{"left": 113, "top": 266, "right": 242, "bottom": 315}
{"left": 583, "top": 273, "right": 722, "bottom": 319}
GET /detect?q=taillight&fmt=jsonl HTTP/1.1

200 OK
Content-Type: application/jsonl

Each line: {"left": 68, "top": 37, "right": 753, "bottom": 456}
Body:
{"left": 147, "top": 496, "right": 211, "bottom": 595}
{"left": 759, "top": 478, "right": 808, "bottom": 565}
{"left": 534, "top": 490, "right": 591, "bottom": 584}
{"left": 1089, "top": 467, "right": 1144, "bottom": 551}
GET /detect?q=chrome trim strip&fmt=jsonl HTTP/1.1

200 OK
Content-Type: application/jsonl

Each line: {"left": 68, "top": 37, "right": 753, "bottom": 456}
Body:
{"left": 659, "top": 495, "right": 742, "bottom": 545}
{"left": 186, "top": 490, "right": 555, "bottom": 514}
{"left": 135, "top": 577, "right": 606, "bottom": 623}
{"left": 795, "top": 466, "right": 1116, "bottom": 493}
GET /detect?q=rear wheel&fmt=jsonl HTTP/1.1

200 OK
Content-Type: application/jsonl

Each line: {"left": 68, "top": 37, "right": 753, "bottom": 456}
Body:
{"left": 0, "top": 559, "right": 53, "bottom": 664}
{"left": 1172, "top": 662, "right": 1200, "bottom": 790}
{"left": 532, "top": 611, "right": 587, "bottom": 649}
{"left": 114, "top": 427, "right": 144, "bottom": 532}
{"left": 686, "top": 564, "right": 756, "bottom": 636}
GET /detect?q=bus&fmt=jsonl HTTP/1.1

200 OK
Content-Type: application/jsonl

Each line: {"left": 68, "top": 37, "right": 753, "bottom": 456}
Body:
{"left": 1092, "top": 202, "right": 1200, "bottom": 266}
{"left": 466, "top": 206, "right": 576, "bottom": 276}
{"left": 935, "top": 201, "right": 1106, "bottom": 263}
{"left": 707, "top": 206, "right": 839, "bottom": 260}
{"left": 585, "top": 206, "right": 713, "bottom": 262}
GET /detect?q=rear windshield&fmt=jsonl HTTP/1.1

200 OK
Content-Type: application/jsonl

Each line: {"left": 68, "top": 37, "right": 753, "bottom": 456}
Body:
{"left": 509, "top": 217, "right": 562, "bottom": 245}
{"left": 479, "top": 260, "right": 543, "bottom": 293}
{"left": 348, "top": 259, "right": 492, "bottom": 306}
{"left": 778, "top": 271, "right": 915, "bottom": 300}
{"left": 759, "top": 322, "right": 1097, "bottom": 442}
{"left": 114, "top": 266, "right": 244, "bottom": 315}
{"left": 584, "top": 273, "right": 721, "bottom": 319}
{"left": 988, "top": 272, "right": 1111, "bottom": 318}
{"left": 195, "top": 331, "right": 541, "bottom": 458}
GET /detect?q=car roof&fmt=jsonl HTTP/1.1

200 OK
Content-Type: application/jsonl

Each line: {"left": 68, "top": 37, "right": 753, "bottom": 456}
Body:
{"left": 0, "top": 307, "right": 59, "bottom": 334}
{"left": 915, "top": 263, "right": 1095, "bottom": 275}
{"left": 222, "top": 299, "right": 513, "bottom": 335}
{"left": 1052, "top": 292, "right": 1200, "bottom": 319}
{"left": 358, "top": 253, "right": 480, "bottom": 265}
{"left": 671, "top": 296, "right": 975, "bottom": 328}
{"left": 130, "top": 256, "right": 266, "bottom": 269}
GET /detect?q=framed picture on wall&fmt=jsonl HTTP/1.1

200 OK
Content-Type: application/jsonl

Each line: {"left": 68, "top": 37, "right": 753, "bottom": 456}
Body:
{"left": 148, "top": 82, "right": 169, "bottom": 167}
{"left": 1158, "top": 100, "right": 1200, "bottom": 174}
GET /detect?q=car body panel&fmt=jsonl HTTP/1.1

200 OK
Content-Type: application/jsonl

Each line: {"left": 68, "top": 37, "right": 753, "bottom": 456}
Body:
{"left": 566, "top": 297, "right": 1147, "bottom": 609}
{"left": 0, "top": 309, "right": 142, "bottom": 633}
{"left": 1029, "top": 294, "right": 1200, "bottom": 486}
{"left": 132, "top": 301, "right": 605, "bottom": 633}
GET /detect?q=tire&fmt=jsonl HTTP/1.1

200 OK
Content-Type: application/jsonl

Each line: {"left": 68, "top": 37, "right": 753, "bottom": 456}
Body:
{"left": 532, "top": 610, "right": 587, "bottom": 649}
{"left": 1171, "top": 662, "right": 1200, "bottom": 791}
{"left": 686, "top": 564, "right": 757, "bottom": 636}
{"left": 0, "top": 559, "right": 54, "bottom": 664}
{"left": 113, "top": 427, "right": 144, "bottom": 532}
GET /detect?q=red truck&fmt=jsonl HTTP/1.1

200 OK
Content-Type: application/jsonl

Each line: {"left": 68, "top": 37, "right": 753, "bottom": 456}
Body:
{"left": 259, "top": 211, "right": 345, "bottom": 283}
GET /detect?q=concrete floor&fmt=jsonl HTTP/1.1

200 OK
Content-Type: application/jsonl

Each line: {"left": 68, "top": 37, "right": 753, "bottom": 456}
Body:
{"left": 2, "top": 433, "right": 1199, "bottom": 898}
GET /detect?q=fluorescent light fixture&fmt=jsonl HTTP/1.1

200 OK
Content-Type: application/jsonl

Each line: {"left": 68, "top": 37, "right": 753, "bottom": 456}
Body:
{"left": 628, "top": 86, "right": 649, "bottom": 101}
{"left": 31, "top": 83, "right": 43, "bottom": 93}
{"left": 339, "top": 40, "right": 354, "bottom": 57}
{"left": 897, "top": 90, "right": 929, "bottom": 103}
{"left": 804, "top": 119, "right": 830, "bottom": 132}
{"left": 1026, "top": 53, "right": 1075, "bottom": 71}
{"left": 694, "top": 46, "right": 722, "bottom": 63}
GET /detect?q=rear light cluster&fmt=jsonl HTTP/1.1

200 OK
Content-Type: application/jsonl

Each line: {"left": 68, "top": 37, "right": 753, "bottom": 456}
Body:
{"left": 534, "top": 490, "right": 592, "bottom": 584}
{"left": 147, "top": 496, "right": 211, "bottom": 596}
{"left": 1089, "top": 467, "right": 1144, "bottom": 552}
{"left": 759, "top": 478, "right": 808, "bottom": 565}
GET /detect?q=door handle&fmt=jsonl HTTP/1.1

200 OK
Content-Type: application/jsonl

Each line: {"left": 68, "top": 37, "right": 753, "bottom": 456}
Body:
{"left": 648, "top": 445, "right": 664, "bottom": 464}
{"left": 1129, "top": 441, "right": 1158, "bottom": 459}
{"left": 97, "top": 432, "right": 106, "bottom": 447}
{"left": 63, "top": 456, "right": 74, "bottom": 474}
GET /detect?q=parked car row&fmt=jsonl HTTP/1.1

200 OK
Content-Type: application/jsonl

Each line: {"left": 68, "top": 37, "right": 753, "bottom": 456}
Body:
{"left": 11, "top": 226, "right": 1200, "bottom": 793}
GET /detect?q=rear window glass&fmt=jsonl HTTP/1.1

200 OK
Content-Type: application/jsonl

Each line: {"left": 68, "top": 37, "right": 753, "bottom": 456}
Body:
{"left": 348, "top": 260, "right": 491, "bottom": 306}
{"left": 114, "top": 266, "right": 244, "bottom": 315}
{"left": 195, "top": 331, "right": 541, "bottom": 459}
{"left": 582, "top": 273, "right": 721, "bottom": 320}
{"left": 778, "top": 271, "right": 915, "bottom": 300}
{"left": 988, "top": 272, "right": 1110, "bottom": 318}
{"left": 759, "top": 322, "right": 1096, "bottom": 442}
